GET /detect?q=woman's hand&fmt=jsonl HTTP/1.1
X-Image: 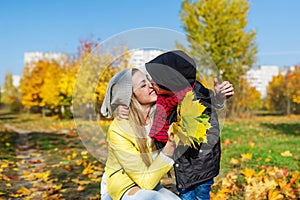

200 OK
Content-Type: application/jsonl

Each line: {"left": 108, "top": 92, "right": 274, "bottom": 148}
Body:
{"left": 162, "top": 133, "right": 176, "bottom": 158}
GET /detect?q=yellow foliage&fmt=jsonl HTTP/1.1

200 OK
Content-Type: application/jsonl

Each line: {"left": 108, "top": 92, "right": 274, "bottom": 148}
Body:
{"left": 212, "top": 166, "right": 300, "bottom": 199}
{"left": 40, "top": 61, "right": 63, "bottom": 108}
{"left": 266, "top": 66, "right": 300, "bottom": 114}
{"left": 82, "top": 163, "right": 94, "bottom": 175}
{"left": 233, "top": 78, "right": 262, "bottom": 117}
{"left": 241, "top": 168, "right": 255, "bottom": 178}
{"left": 241, "top": 153, "right": 253, "bottom": 161}
{"left": 267, "top": 190, "right": 284, "bottom": 200}
{"left": 170, "top": 91, "right": 211, "bottom": 147}
{"left": 14, "top": 186, "right": 31, "bottom": 197}
{"left": 19, "top": 38, "right": 132, "bottom": 115}
{"left": 20, "top": 62, "right": 46, "bottom": 108}
{"left": 230, "top": 158, "right": 239, "bottom": 165}
{"left": 265, "top": 158, "right": 271, "bottom": 162}
{"left": 280, "top": 150, "right": 293, "bottom": 157}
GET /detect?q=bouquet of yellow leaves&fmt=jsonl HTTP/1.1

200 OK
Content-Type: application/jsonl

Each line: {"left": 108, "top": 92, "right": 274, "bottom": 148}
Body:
{"left": 169, "top": 91, "right": 211, "bottom": 148}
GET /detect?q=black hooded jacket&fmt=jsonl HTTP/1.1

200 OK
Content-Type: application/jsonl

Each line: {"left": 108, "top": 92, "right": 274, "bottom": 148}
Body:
{"left": 146, "top": 50, "right": 221, "bottom": 190}
{"left": 174, "top": 81, "right": 221, "bottom": 190}
{"left": 154, "top": 81, "right": 221, "bottom": 190}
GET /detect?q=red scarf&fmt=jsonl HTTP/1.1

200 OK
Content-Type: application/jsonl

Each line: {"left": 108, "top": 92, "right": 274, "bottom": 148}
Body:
{"left": 149, "top": 85, "right": 194, "bottom": 142}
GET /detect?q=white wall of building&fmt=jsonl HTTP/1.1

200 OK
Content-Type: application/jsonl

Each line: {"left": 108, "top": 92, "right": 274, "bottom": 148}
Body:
{"left": 24, "top": 52, "right": 69, "bottom": 70}
{"left": 128, "top": 49, "right": 164, "bottom": 68}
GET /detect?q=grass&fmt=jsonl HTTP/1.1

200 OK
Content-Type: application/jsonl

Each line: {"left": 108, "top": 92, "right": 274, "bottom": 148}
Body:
{"left": 219, "top": 115, "right": 299, "bottom": 175}
{"left": 0, "top": 111, "right": 299, "bottom": 199}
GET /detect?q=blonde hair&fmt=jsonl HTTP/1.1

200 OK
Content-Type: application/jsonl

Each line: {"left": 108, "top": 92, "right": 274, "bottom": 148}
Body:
{"left": 129, "top": 69, "right": 155, "bottom": 167}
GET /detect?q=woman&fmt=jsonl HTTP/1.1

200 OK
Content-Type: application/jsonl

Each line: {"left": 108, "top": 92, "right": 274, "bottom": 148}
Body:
{"left": 100, "top": 68, "right": 180, "bottom": 200}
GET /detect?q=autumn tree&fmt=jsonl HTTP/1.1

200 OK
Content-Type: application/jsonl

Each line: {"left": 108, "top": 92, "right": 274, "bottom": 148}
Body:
{"left": 19, "top": 37, "right": 132, "bottom": 118}
{"left": 179, "top": 0, "right": 257, "bottom": 117}
{"left": 40, "top": 61, "right": 63, "bottom": 112}
{"left": 39, "top": 59, "right": 77, "bottom": 117}
{"left": 72, "top": 38, "right": 104, "bottom": 120}
{"left": 72, "top": 39, "right": 102, "bottom": 108}
{"left": 95, "top": 48, "right": 132, "bottom": 107}
{"left": 58, "top": 60, "right": 78, "bottom": 107}
{"left": 266, "top": 73, "right": 287, "bottom": 114}
{"left": 19, "top": 66, "right": 32, "bottom": 109}
{"left": 286, "top": 66, "right": 300, "bottom": 113}
{"left": 72, "top": 38, "right": 132, "bottom": 119}
{"left": 235, "top": 77, "right": 262, "bottom": 117}
{"left": 20, "top": 57, "right": 76, "bottom": 117}
{"left": 266, "top": 66, "right": 300, "bottom": 114}
{"left": 20, "top": 61, "right": 48, "bottom": 112}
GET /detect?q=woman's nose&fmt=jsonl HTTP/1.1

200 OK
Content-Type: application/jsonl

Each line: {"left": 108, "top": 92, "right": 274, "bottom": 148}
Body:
{"left": 149, "top": 80, "right": 156, "bottom": 88}
{"left": 146, "top": 80, "right": 153, "bottom": 88}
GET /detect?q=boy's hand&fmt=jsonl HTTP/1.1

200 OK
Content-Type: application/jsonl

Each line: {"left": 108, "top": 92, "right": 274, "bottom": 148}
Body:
{"left": 116, "top": 105, "right": 129, "bottom": 119}
{"left": 214, "top": 78, "right": 234, "bottom": 104}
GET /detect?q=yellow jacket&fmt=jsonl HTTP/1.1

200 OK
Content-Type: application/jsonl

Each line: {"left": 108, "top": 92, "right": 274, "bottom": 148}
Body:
{"left": 105, "top": 119, "right": 174, "bottom": 200}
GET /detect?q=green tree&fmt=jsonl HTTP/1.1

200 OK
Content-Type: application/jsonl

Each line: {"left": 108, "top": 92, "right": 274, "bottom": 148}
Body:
{"left": 179, "top": 0, "right": 257, "bottom": 117}
{"left": 2, "top": 72, "right": 18, "bottom": 104}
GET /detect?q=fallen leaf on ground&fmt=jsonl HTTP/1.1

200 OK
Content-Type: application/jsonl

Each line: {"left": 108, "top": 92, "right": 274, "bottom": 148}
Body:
{"left": 280, "top": 151, "right": 293, "bottom": 157}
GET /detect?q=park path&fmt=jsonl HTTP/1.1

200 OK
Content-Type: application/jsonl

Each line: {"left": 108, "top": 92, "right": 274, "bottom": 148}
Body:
{"left": 4, "top": 124, "right": 52, "bottom": 199}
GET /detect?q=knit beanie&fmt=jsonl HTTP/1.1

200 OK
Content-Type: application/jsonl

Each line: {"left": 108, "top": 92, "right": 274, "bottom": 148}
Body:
{"left": 101, "top": 68, "right": 133, "bottom": 119}
{"left": 145, "top": 50, "right": 196, "bottom": 91}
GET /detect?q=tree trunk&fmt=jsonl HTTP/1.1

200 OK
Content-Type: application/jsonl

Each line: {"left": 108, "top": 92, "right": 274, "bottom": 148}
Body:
{"left": 42, "top": 107, "right": 46, "bottom": 117}
{"left": 286, "top": 98, "right": 291, "bottom": 115}
{"left": 61, "top": 105, "right": 65, "bottom": 115}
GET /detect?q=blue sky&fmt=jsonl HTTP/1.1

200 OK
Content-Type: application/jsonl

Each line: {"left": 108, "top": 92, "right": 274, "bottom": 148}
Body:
{"left": 0, "top": 0, "right": 300, "bottom": 86}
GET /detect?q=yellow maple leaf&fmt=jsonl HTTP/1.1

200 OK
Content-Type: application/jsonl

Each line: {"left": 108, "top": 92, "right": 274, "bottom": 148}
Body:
{"left": 241, "top": 168, "right": 255, "bottom": 178}
{"left": 230, "top": 158, "right": 239, "bottom": 165}
{"left": 241, "top": 153, "right": 252, "bottom": 161}
{"left": 256, "top": 169, "right": 265, "bottom": 176}
{"left": 265, "top": 157, "right": 271, "bottom": 162}
{"left": 16, "top": 186, "right": 31, "bottom": 196}
{"left": 72, "top": 152, "right": 78, "bottom": 159}
{"left": 77, "top": 185, "right": 85, "bottom": 192}
{"left": 82, "top": 163, "right": 94, "bottom": 175}
{"left": 35, "top": 171, "right": 51, "bottom": 181}
{"left": 249, "top": 141, "right": 255, "bottom": 148}
{"left": 55, "top": 184, "right": 63, "bottom": 191}
{"left": 280, "top": 150, "right": 293, "bottom": 157}
{"left": 170, "top": 91, "right": 211, "bottom": 147}
{"left": 1, "top": 163, "right": 8, "bottom": 169}
{"left": 268, "top": 190, "right": 284, "bottom": 200}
